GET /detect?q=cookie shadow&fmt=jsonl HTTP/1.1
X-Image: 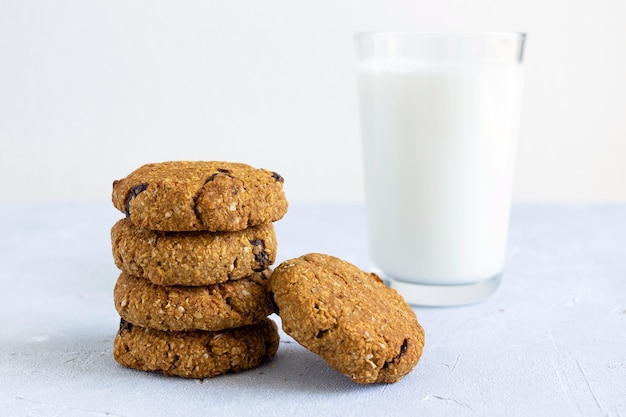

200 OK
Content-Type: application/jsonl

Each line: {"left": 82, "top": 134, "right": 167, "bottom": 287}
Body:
{"left": 2, "top": 329, "right": 381, "bottom": 399}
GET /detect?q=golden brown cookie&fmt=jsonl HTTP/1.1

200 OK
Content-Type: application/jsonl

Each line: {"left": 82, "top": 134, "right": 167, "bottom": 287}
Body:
{"left": 111, "top": 218, "right": 276, "bottom": 286}
{"left": 111, "top": 161, "right": 288, "bottom": 232}
{"left": 113, "top": 271, "right": 274, "bottom": 332}
{"left": 268, "top": 253, "right": 425, "bottom": 384}
{"left": 113, "top": 317, "right": 279, "bottom": 379}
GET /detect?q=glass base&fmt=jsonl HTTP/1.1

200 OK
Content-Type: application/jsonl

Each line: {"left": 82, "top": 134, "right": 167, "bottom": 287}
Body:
{"left": 383, "top": 273, "right": 502, "bottom": 307}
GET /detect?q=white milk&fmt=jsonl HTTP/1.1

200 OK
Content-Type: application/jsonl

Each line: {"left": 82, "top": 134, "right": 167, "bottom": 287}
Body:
{"left": 358, "top": 62, "right": 524, "bottom": 285}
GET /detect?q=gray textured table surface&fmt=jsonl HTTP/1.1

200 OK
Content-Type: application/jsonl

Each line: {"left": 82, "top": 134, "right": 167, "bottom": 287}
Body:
{"left": 0, "top": 202, "right": 625, "bottom": 417}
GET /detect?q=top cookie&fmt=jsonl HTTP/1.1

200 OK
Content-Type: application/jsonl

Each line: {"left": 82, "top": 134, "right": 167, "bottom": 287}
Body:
{"left": 112, "top": 161, "right": 288, "bottom": 232}
{"left": 268, "top": 253, "right": 425, "bottom": 384}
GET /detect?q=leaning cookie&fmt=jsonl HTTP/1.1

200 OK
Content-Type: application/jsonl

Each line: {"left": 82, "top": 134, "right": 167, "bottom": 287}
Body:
{"left": 113, "top": 318, "right": 279, "bottom": 379}
{"left": 111, "top": 218, "right": 276, "bottom": 286}
{"left": 268, "top": 253, "right": 425, "bottom": 384}
{"left": 112, "top": 161, "right": 288, "bottom": 232}
{"left": 114, "top": 271, "right": 274, "bottom": 332}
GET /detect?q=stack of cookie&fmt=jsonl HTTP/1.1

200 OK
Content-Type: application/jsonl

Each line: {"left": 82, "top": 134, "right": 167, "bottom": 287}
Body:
{"left": 109, "top": 161, "right": 288, "bottom": 378}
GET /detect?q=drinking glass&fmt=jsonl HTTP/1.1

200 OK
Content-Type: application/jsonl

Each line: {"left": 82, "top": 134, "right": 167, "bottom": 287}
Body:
{"left": 354, "top": 32, "right": 526, "bottom": 306}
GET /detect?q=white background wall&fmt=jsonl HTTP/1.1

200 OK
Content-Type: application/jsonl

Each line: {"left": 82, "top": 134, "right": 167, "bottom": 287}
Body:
{"left": 1, "top": 0, "right": 625, "bottom": 202}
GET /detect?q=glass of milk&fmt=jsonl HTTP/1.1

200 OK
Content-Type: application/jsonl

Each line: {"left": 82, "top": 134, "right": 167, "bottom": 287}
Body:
{"left": 354, "top": 32, "right": 526, "bottom": 306}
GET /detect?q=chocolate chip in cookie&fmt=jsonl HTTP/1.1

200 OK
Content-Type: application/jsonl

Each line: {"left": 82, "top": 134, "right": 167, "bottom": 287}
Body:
{"left": 113, "top": 318, "right": 279, "bottom": 379}
{"left": 114, "top": 271, "right": 274, "bottom": 332}
{"left": 112, "top": 161, "right": 288, "bottom": 232}
{"left": 111, "top": 219, "right": 277, "bottom": 286}
{"left": 268, "top": 253, "right": 425, "bottom": 384}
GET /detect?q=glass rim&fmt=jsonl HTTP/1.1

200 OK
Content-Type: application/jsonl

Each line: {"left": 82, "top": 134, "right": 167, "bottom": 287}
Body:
{"left": 353, "top": 31, "right": 526, "bottom": 41}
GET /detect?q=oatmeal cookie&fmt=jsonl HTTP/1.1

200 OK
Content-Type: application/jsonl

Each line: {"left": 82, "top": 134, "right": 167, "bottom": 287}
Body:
{"left": 113, "top": 271, "right": 274, "bottom": 332}
{"left": 111, "top": 218, "right": 276, "bottom": 286}
{"left": 268, "top": 253, "right": 425, "bottom": 384}
{"left": 112, "top": 161, "right": 288, "bottom": 232}
{"left": 113, "top": 317, "right": 279, "bottom": 379}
